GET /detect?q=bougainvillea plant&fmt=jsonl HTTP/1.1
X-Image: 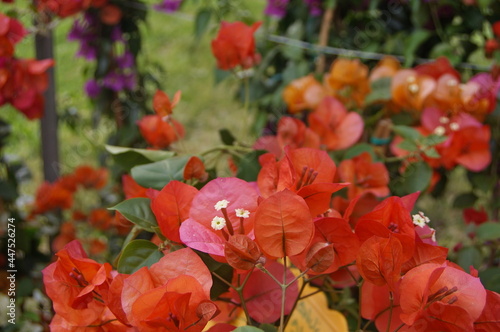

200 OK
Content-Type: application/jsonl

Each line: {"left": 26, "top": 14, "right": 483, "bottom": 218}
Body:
{"left": 0, "top": 13, "right": 54, "bottom": 119}
{"left": 38, "top": 22, "right": 500, "bottom": 330}
{"left": 41, "top": 144, "right": 500, "bottom": 331}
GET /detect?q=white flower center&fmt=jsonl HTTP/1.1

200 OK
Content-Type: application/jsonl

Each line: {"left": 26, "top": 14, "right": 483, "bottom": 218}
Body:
{"left": 235, "top": 208, "right": 250, "bottom": 218}
{"left": 408, "top": 83, "right": 419, "bottom": 94}
{"left": 214, "top": 199, "right": 230, "bottom": 211}
{"left": 449, "top": 122, "right": 460, "bottom": 131}
{"left": 434, "top": 126, "right": 446, "bottom": 136}
{"left": 439, "top": 116, "right": 450, "bottom": 124}
{"left": 211, "top": 216, "right": 226, "bottom": 230}
{"left": 407, "top": 76, "right": 416, "bottom": 83}
{"left": 412, "top": 211, "right": 430, "bottom": 227}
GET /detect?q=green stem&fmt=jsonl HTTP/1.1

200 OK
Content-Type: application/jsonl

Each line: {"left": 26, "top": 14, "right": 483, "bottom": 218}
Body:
{"left": 490, "top": 117, "right": 500, "bottom": 221}
{"left": 386, "top": 291, "right": 394, "bottom": 332}
{"left": 256, "top": 264, "right": 282, "bottom": 285}
{"left": 357, "top": 279, "right": 364, "bottom": 332}
{"left": 200, "top": 144, "right": 255, "bottom": 157}
{"left": 429, "top": 2, "right": 447, "bottom": 43}
{"left": 122, "top": 225, "right": 141, "bottom": 249}
{"left": 279, "top": 256, "right": 287, "bottom": 332}
{"left": 237, "top": 269, "right": 254, "bottom": 325}
{"left": 243, "top": 76, "right": 250, "bottom": 114}
{"left": 284, "top": 279, "right": 308, "bottom": 328}
{"left": 286, "top": 267, "right": 310, "bottom": 287}
{"left": 393, "top": 323, "right": 406, "bottom": 332}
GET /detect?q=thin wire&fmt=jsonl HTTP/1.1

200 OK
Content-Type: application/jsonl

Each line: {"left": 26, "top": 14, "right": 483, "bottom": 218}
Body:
{"left": 266, "top": 34, "right": 492, "bottom": 71}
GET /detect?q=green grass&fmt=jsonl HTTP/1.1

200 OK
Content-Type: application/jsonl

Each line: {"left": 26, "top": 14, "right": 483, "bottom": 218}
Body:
{"left": 2, "top": 1, "right": 265, "bottom": 195}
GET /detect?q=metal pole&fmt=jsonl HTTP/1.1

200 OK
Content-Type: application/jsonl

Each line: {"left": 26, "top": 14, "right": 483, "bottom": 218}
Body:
{"left": 34, "top": 13, "right": 59, "bottom": 182}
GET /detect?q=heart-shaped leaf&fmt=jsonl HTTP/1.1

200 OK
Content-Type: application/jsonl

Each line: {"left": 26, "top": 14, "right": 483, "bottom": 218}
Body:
{"left": 117, "top": 240, "right": 162, "bottom": 274}
{"left": 254, "top": 189, "right": 313, "bottom": 257}
{"left": 110, "top": 198, "right": 157, "bottom": 232}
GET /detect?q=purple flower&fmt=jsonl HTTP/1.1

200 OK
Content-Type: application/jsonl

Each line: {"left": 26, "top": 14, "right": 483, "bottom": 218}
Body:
{"left": 264, "top": 0, "right": 289, "bottom": 18}
{"left": 116, "top": 51, "right": 135, "bottom": 69}
{"left": 153, "top": 0, "right": 183, "bottom": 13}
{"left": 102, "top": 70, "right": 137, "bottom": 92}
{"left": 85, "top": 79, "right": 101, "bottom": 98}
{"left": 303, "top": 0, "right": 322, "bottom": 16}
{"left": 76, "top": 44, "right": 97, "bottom": 60}
{"left": 68, "top": 12, "right": 99, "bottom": 60}
{"left": 110, "top": 26, "right": 124, "bottom": 42}
{"left": 122, "top": 72, "right": 137, "bottom": 90}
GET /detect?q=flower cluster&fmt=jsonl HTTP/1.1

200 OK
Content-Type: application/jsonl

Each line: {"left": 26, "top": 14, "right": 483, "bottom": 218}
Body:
{"left": 43, "top": 241, "right": 219, "bottom": 331}
{"left": 43, "top": 143, "right": 500, "bottom": 330}
{"left": 211, "top": 21, "right": 262, "bottom": 71}
{"left": 30, "top": 165, "right": 108, "bottom": 216}
{"left": 276, "top": 56, "right": 496, "bottom": 195}
{"left": 36, "top": 0, "right": 109, "bottom": 18}
{"left": 285, "top": 56, "right": 498, "bottom": 119}
{"left": 67, "top": 10, "right": 137, "bottom": 98}
{"left": 137, "top": 89, "right": 185, "bottom": 148}
{"left": 0, "top": 13, "right": 54, "bottom": 119}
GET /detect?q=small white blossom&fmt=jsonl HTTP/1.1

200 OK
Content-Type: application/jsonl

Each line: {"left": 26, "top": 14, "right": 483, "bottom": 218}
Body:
{"left": 439, "top": 116, "right": 450, "bottom": 124}
{"left": 447, "top": 79, "right": 458, "bottom": 87}
{"left": 407, "top": 76, "right": 416, "bottom": 83}
{"left": 412, "top": 211, "right": 430, "bottom": 227}
{"left": 434, "top": 126, "right": 446, "bottom": 136}
{"left": 235, "top": 208, "right": 250, "bottom": 218}
{"left": 449, "top": 122, "right": 460, "bottom": 131}
{"left": 211, "top": 216, "right": 226, "bottom": 230}
{"left": 214, "top": 199, "right": 230, "bottom": 211}
{"left": 408, "top": 83, "right": 419, "bottom": 94}
{"left": 430, "top": 227, "right": 437, "bottom": 242}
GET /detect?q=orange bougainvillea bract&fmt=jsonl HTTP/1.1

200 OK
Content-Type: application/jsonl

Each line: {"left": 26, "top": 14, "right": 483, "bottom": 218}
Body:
{"left": 211, "top": 21, "right": 262, "bottom": 70}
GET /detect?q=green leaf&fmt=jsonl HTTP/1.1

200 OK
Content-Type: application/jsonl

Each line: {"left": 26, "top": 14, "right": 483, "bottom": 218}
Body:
{"left": 410, "top": 1, "right": 429, "bottom": 28}
{"left": 476, "top": 222, "right": 500, "bottom": 241}
{"left": 282, "top": 22, "right": 304, "bottom": 58}
{"left": 282, "top": 60, "right": 309, "bottom": 84}
{"left": 420, "top": 134, "right": 448, "bottom": 146}
{"left": 0, "top": 180, "right": 17, "bottom": 200}
{"left": 390, "top": 112, "right": 414, "bottom": 126}
{"left": 258, "top": 324, "right": 278, "bottom": 332}
{"left": 343, "top": 143, "right": 376, "bottom": 160}
{"left": 214, "top": 68, "right": 231, "bottom": 84}
{"left": 392, "top": 125, "right": 421, "bottom": 140}
{"left": 469, "top": 173, "right": 493, "bottom": 192}
{"left": 219, "top": 128, "right": 236, "bottom": 146}
{"left": 281, "top": 44, "right": 303, "bottom": 60}
{"left": 397, "top": 140, "right": 419, "bottom": 153}
{"left": 365, "top": 77, "right": 392, "bottom": 104}
{"left": 404, "top": 29, "right": 431, "bottom": 66}
{"left": 194, "top": 8, "right": 212, "bottom": 40}
{"left": 109, "top": 198, "right": 157, "bottom": 232}
{"left": 422, "top": 147, "right": 440, "bottom": 159}
{"left": 452, "top": 192, "right": 478, "bottom": 209}
{"left": 467, "top": 48, "right": 492, "bottom": 68}
{"left": 117, "top": 240, "right": 163, "bottom": 274}
{"left": 106, "top": 145, "right": 175, "bottom": 161}
{"left": 131, "top": 155, "right": 191, "bottom": 190}
{"left": 430, "top": 43, "right": 462, "bottom": 66}
{"left": 479, "top": 267, "right": 500, "bottom": 292}
{"left": 233, "top": 327, "right": 265, "bottom": 332}
{"left": 105, "top": 145, "right": 175, "bottom": 171}
{"left": 393, "top": 161, "right": 432, "bottom": 195}
{"left": 456, "top": 246, "right": 483, "bottom": 271}
{"left": 234, "top": 150, "right": 266, "bottom": 181}
{"left": 477, "top": 0, "right": 493, "bottom": 10}
{"left": 286, "top": 20, "right": 304, "bottom": 40}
